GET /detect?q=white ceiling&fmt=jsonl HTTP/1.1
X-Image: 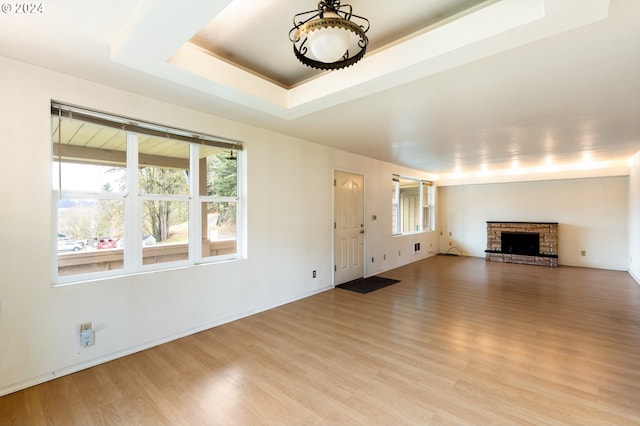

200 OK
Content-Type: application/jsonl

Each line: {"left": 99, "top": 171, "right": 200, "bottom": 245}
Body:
{"left": 189, "top": 0, "right": 482, "bottom": 87}
{"left": 1, "top": 0, "right": 638, "bottom": 179}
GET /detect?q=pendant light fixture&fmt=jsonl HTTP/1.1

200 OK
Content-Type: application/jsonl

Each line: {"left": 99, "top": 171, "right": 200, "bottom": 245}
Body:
{"left": 289, "top": 1, "right": 370, "bottom": 70}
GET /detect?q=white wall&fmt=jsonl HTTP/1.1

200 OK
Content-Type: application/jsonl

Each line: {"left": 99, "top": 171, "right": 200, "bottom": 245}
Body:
{"left": 629, "top": 151, "right": 640, "bottom": 283}
{"left": 437, "top": 176, "right": 629, "bottom": 270}
{"left": 0, "top": 56, "right": 437, "bottom": 395}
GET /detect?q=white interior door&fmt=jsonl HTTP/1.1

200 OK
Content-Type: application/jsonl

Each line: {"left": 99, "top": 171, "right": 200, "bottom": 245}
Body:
{"left": 334, "top": 171, "right": 364, "bottom": 285}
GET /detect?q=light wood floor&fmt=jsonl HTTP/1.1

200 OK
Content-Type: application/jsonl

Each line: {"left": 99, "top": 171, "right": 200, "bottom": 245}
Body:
{"left": 2, "top": 256, "right": 639, "bottom": 425}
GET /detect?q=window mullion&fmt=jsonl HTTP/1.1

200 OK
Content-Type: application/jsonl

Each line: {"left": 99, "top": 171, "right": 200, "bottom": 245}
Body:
{"left": 138, "top": 194, "right": 191, "bottom": 202}
{"left": 189, "top": 144, "right": 199, "bottom": 263}
{"left": 59, "top": 190, "right": 126, "bottom": 200}
{"left": 236, "top": 150, "right": 243, "bottom": 258}
{"left": 419, "top": 181, "right": 424, "bottom": 232}
{"left": 125, "top": 133, "right": 140, "bottom": 271}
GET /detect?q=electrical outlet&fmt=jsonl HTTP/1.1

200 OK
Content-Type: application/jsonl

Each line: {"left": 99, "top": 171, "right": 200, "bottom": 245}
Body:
{"left": 383, "top": 254, "right": 386, "bottom": 260}
{"left": 371, "top": 257, "right": 375, "bottom": 263}
{"left": 80, "top": 329, "right": 94, "bottom": 347}
{"left": 79, "top": 322, "right": 94, "bottom": 347}
{"left": 581, "top": 250, "right": 586, "bottom": 256}
{"left": 312, "top": 270, "right": 316, "bottom": 278}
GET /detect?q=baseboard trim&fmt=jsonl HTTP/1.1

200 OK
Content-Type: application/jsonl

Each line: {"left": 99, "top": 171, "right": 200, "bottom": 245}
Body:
{"left": 0, "top": 284, "right": 333, "bottom": 398}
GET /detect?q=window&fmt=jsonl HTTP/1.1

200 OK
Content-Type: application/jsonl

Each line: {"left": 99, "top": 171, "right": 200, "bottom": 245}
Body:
{"left": 52, "top": 103, "right": 243, "bottom": 284}
{"left": 392, "top": 175, "right": 434, "bottom": 235}
{"left": 422, "top": 180, "right": 434, "bottom": 232}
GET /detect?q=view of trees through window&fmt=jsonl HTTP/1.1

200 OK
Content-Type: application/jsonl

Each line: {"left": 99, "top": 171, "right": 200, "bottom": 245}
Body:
{"left": 55, "top": 153, "right": 236, "bottom": 247}
{"left": 204, "top": 150, "right": 238, "bottom": 242}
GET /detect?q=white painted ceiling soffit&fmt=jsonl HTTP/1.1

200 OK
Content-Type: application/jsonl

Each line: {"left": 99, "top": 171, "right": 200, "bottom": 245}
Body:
{"left": 112, "top": 0, "right": 609, "bottom": 120}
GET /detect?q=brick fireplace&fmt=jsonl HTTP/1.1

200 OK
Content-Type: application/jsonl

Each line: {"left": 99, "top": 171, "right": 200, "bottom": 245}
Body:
{"left": 485, "top": 222, "right": 558, "bottom": 267}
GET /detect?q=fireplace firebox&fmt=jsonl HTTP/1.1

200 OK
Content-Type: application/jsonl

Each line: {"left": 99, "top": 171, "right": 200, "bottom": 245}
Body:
{"left": 501, "top": 232, "right": 539, "bottom": 255}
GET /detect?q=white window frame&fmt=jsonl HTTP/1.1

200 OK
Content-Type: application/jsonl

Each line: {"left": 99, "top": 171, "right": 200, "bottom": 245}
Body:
{"left": 422, "top": 181, "right": 434, "bottom": 232}
{"left": 52, "top": 103, "right": 243, "bottom": 285}
{"left": 392, "top": 175, "right": 434, "bottom": 236}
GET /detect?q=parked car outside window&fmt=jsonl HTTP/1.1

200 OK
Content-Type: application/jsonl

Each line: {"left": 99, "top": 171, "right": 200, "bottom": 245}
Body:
{"left": 97, "top": 238, "right": 118, "bottom": 249}
{"left": 57, "top": 238, "right": 84, "bottom": 252}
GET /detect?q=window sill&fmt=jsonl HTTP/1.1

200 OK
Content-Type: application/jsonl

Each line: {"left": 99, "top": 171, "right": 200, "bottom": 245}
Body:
{"left": 52, "top": 255, "right": 244, "bottom": 287}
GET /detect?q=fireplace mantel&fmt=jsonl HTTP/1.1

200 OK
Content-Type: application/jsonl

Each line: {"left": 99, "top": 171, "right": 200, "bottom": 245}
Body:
{"left": 485, "top": 221, "right": 558, "bottom": 267}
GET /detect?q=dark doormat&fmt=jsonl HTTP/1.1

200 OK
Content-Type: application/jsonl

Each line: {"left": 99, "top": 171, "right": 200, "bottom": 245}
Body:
{"left": 336, "top": 276, "right": 400, "bottom": 294}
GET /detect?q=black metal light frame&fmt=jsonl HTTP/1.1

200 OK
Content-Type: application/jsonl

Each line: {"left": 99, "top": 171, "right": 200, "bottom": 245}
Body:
{"left": 289, "top": 0, "right": 370, "bottom": 70}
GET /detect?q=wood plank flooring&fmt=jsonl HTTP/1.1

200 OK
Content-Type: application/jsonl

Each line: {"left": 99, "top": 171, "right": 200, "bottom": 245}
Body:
{"left": 1, "top": 256, "right": 639, "bottom": 425}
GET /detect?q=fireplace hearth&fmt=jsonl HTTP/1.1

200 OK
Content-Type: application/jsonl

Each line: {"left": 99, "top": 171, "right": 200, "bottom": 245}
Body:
{"left": 485, "top": 222, "right": 558, "bottom": 267}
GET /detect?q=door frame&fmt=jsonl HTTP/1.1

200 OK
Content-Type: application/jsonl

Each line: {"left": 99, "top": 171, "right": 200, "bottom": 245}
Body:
{"left": 332, "top": 168, "right": 366, "bottom": 286}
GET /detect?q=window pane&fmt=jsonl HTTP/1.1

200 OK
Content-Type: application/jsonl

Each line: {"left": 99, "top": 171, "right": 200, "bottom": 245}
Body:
{"left": 201, "top": 148, "right": 238, "bottom": 197}
{"left": 57, "top": 199, "right": 124, "bottom": 277}
{"left": 423, "top": 206, "right": 431, "bottom": 231}
{"left": 54, "top": 163, "right": 127, "bottom": 193}
{"left": 201, "top": 201, "right": 237, "bottom": 257}
{"left": 52, "top": 116, "right": 127, "bottom": 192}
{"left": 399, "top": 178, "right": 420, "bottom": 233}
{"left": 138, "top": 136, "right": 190, "bottom": 195}
{"left": 422, "top": 183, "right": 433, "bottom": 231}
{"left": 142, "top": 200, "right": 189, "bottom": 265}
{"left": 392, "top": 181, "right": 399, "bottom": 235}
